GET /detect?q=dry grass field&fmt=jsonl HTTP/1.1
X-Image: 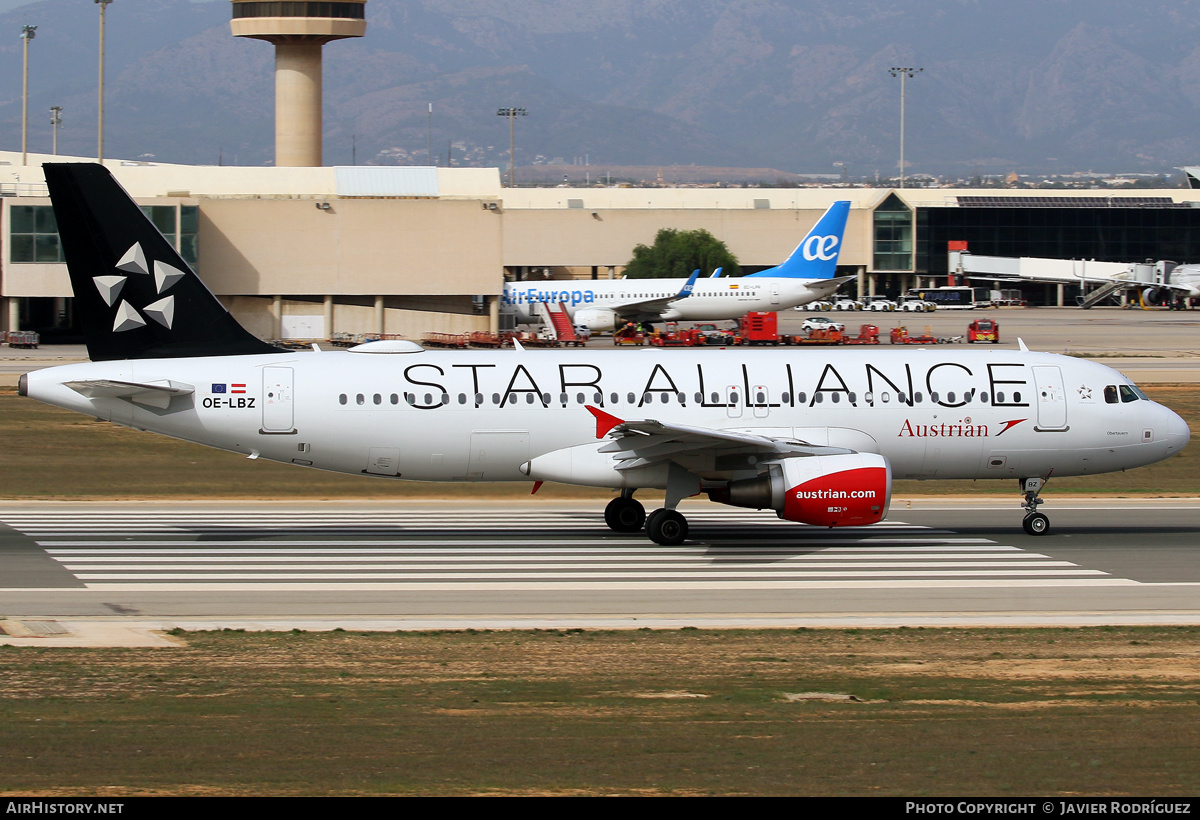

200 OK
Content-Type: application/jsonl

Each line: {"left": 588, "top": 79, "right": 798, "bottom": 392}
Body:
{"left": 2, "top": 627, "right": 1200, "bottom": 796}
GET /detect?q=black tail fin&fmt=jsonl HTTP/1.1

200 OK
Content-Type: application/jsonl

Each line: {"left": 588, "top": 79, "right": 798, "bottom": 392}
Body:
{"left": 44, "top": 163, "right": 282, "bottom": 361}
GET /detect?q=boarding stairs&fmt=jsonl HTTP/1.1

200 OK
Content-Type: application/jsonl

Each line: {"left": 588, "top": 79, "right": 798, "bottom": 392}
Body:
{"left": 534, "top": 301, "right": 579, "bottom": 344}
{"left": 1079, "top": 279, "right": 1127, "bottom": 309}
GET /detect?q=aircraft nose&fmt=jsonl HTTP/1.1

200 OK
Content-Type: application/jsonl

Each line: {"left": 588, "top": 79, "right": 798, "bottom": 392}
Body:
{"left": 1161, "top": 406, "right": 1191, "bottom": 453}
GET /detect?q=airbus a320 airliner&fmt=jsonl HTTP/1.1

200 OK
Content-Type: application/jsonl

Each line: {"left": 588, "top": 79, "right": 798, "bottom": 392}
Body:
{"left": 501, "top": 200, "right": 854, "bottom": 331}
{"left": 20, "top": 165, "right": 1190, "bottom": 544}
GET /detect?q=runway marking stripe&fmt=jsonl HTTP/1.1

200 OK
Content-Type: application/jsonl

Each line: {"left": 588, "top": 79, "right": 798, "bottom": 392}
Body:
{"left": 39, "top": 539, "right": 1005, "bottom": 551}
{"left": 58, "top": 562, "right": 1086, "bottom": 572}
{"left": 75, "top": 579, "right": 1141, "bottom": 591}
{"left": 71, "top": 569, "right": 1108, "bottom": 580}
{"left": 2, "top": 512, "right": 1127, "bottom": 590}
{"left": 45, "top": 551, "right": 1041, "bottom": 561}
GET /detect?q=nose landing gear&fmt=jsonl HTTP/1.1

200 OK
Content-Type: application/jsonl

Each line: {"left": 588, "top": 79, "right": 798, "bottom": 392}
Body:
{"left": 1020, "top": 476, "right": 1051, "bottom": 535}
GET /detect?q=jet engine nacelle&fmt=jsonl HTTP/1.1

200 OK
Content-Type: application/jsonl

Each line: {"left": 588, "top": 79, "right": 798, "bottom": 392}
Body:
{"left": 707, "top": 453, "right": 891, "bottom": 527}
{"left": 573, "top": 307, "right": 621, "bottom": 333}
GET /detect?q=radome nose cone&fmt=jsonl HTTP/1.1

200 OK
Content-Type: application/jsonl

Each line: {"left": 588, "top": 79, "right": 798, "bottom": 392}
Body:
{"left": 1169, "top": 411, "right": 1191, "bottom": 451}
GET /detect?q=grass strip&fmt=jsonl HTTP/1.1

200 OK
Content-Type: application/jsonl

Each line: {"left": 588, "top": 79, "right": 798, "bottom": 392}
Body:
{"left": 2, "top": 627, "right": 1200, "bottom": 796}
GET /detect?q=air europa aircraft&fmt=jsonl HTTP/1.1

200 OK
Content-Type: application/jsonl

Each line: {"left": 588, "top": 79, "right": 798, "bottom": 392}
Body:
{"left": 20, "top": 164, "right": 1190, "bottom": 544}
{"left": 501, "top": 200, "right": 853, "bottom": 331}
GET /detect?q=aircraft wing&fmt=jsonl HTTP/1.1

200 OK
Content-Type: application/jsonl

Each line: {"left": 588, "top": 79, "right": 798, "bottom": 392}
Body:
{"left": 586, "top": 406, "right": 852, "bottom": 473}
{"left": 608, "top": 269, "right": 701, "bottom": 322}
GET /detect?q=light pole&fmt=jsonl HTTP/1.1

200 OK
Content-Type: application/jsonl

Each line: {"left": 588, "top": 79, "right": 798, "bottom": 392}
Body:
{"left": 427, "top": 102, "right": 432, "bottom": 166}
{"left": 96, "top": 0, "right": 113, "bottom": 162}
{"left": 888, "top": 66, "right": 921, "bottom": 188}
{"left": 50, "top": 106, "right": 62, "bottom": 155}
{"left": 497, "top": 107, "right": 527, "bottom": 187}
{"left": 21, "top": 24, "right": 36, "bottom": 166}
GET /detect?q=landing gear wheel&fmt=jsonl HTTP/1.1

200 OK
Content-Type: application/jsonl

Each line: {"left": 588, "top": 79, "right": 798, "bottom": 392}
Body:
{"left": 1019, "top": 476, "right": 1052, "bottom": 536}
{"left": 604, "top": 496, "right": 646, "bottom": 533}
{"left": 646, "top": 509, "right": 688, "bottom": 546}
{"left": 1022, "top": 512, "right": 1050, "bottom": 536}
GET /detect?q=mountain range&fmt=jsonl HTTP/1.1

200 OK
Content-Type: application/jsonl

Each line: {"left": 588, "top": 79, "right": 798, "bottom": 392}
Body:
{"left": 2, "top": 0, "right": 1200, "bottom": 176}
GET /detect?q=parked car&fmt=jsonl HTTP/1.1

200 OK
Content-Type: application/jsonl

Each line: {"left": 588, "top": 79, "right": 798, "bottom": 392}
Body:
{"left": 795, "top": 300, "right": 833, "bottom": 312}
{"left": 863, "top": 297, "right": 898, "bottom": 312}
{"left": 801, "top": 316, "right": 847, "bottom": 333}
{"left": 832, "top": 298, "right": 864, "bottom": 311}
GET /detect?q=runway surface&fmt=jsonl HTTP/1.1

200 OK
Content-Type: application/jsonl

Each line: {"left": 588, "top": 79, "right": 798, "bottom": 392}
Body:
{"left": 1, "top": 500, "right": 1199, "bottom": 639}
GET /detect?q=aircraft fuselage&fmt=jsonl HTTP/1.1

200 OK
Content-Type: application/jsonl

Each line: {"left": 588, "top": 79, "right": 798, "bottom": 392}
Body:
{"left": 24, "top": 347, "right": 1188, "bottom": 489}
{"left": 502, "top": 276, "right": 840, "bottom": 324}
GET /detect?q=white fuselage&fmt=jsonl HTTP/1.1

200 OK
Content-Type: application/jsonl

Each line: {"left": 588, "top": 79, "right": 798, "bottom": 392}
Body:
{"left": 25, "top": 347, "right": 1189, "bottom": 491}
{"left": 1169, "top": 266, "right": 1200, "bottom": 298}
{"left": 502, "top": 276, "right": 841, "bottom": 325}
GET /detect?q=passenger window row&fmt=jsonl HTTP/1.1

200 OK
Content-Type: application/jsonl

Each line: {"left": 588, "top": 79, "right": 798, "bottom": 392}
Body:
{"left": 335, "top": 389, "right": 1023, "bottom": 407}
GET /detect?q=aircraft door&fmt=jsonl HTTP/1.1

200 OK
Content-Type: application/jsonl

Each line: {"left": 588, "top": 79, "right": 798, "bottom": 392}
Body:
{"left": 261, "top": 366, "right": 295, "bottom": 434}
{"left": 725, "top": 385, "right": 743, "bottom": 418}
{"left": 1032, "top": 366, "right": 1068, "bottom": 431}
{"left": 770, "top": 284, "right": 780, "bottom": 306}
{"left": 752, "top": 384, "right": 770, "bottom": 419}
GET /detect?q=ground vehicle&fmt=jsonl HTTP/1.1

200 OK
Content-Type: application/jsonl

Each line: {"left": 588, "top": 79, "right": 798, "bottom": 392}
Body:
{"left": 890, "top": 325, "right": 940, "bottom": 345}
{"left": 911, "top": 286, "right": 976, "bottom": 310}
{"left": 613, "top": 323, "right": 645, "bottom": 345}
{"left": 863, "top": 297, "right": 897, "bottom": 312}
{"left": 968, "top": 318, "right": 1000, "bottom": 343}
{"left": 843, "top": 324, "right": 881, "bottom": 344}
{"left": 898, "top": 297, "right": 935, "bottom": 312}
{"left": 832, "top": 298, "right": 863, "bottom": 311}
{"left": 801, "top": 316, "right": 846, "bottom": 333}
{"left": 795, "top": 300, "right": 832, "bottom": 312}
{"left": 738, "top": 312, "right": 780, "bottom": 345}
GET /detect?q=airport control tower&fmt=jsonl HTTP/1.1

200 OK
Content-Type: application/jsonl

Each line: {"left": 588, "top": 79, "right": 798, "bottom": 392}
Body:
{"left": 231, "top": 1, "right": 366, "bottom": 167}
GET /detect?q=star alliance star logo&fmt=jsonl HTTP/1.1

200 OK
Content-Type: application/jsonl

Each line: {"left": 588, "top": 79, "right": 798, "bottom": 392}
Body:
{"left": 1077, "top": 384, "right": 1092, "bottom": 400}
{"left": 93, "top": 242, "right": 185, "bottom": 333}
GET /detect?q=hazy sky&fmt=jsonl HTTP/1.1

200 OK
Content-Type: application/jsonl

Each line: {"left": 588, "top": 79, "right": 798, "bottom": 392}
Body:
{"left": 0, "top": 0, "right": 221, "bottom": 12}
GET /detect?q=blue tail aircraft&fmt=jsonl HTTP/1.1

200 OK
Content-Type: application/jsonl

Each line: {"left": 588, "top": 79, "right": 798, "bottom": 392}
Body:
{"left": 502, "top": 201, "right": 854, "bottom": 331}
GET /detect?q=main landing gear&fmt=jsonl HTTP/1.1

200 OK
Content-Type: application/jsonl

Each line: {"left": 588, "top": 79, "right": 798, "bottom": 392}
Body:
{"left": 603, "top": 492, "right": 690, "bottom": 546}
{"left": 604, "top": 492, "right": 645, "bottom": 532}
{"left": 1020, "top": 476, "right": 1050, "bottom": 535}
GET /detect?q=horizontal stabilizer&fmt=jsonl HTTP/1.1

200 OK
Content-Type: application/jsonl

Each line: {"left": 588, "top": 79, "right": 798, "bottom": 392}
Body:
{"left": 64, "top": 378, "right": 194, "bottom": 410}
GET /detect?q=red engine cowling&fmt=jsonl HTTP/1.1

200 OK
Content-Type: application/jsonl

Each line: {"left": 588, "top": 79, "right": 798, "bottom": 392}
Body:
{"left": 707, "top": 453, "right": 892, "bottom": 527}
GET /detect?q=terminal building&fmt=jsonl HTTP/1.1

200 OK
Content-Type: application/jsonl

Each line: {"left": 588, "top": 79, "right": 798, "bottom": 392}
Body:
{"left": 6, "top": 0, "right": 1200, "bottom": 341}
{"left": 5, "top": 152, "right": 1200, "bottom": 342}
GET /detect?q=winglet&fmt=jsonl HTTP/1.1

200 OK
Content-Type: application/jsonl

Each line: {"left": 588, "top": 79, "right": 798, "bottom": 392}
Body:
{"left": 674, "top": 269, "right": 701, "bottom": 299}
{"left": 1017, "top": 337, "right": 1029, "bottom": 352}
{"left": 586, "top": 405, "right": 624, "bottom": 438}
{"left": 710, "top": 267, "right": 723, "bottom": 279}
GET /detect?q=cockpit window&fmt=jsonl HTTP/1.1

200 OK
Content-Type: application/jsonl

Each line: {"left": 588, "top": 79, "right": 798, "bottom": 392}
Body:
{"left": 1119, "top": 385, "right": 1142, "bottom": 403}
{"left": 1104, "top": 385, "right": 1119, "bottom": 404}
